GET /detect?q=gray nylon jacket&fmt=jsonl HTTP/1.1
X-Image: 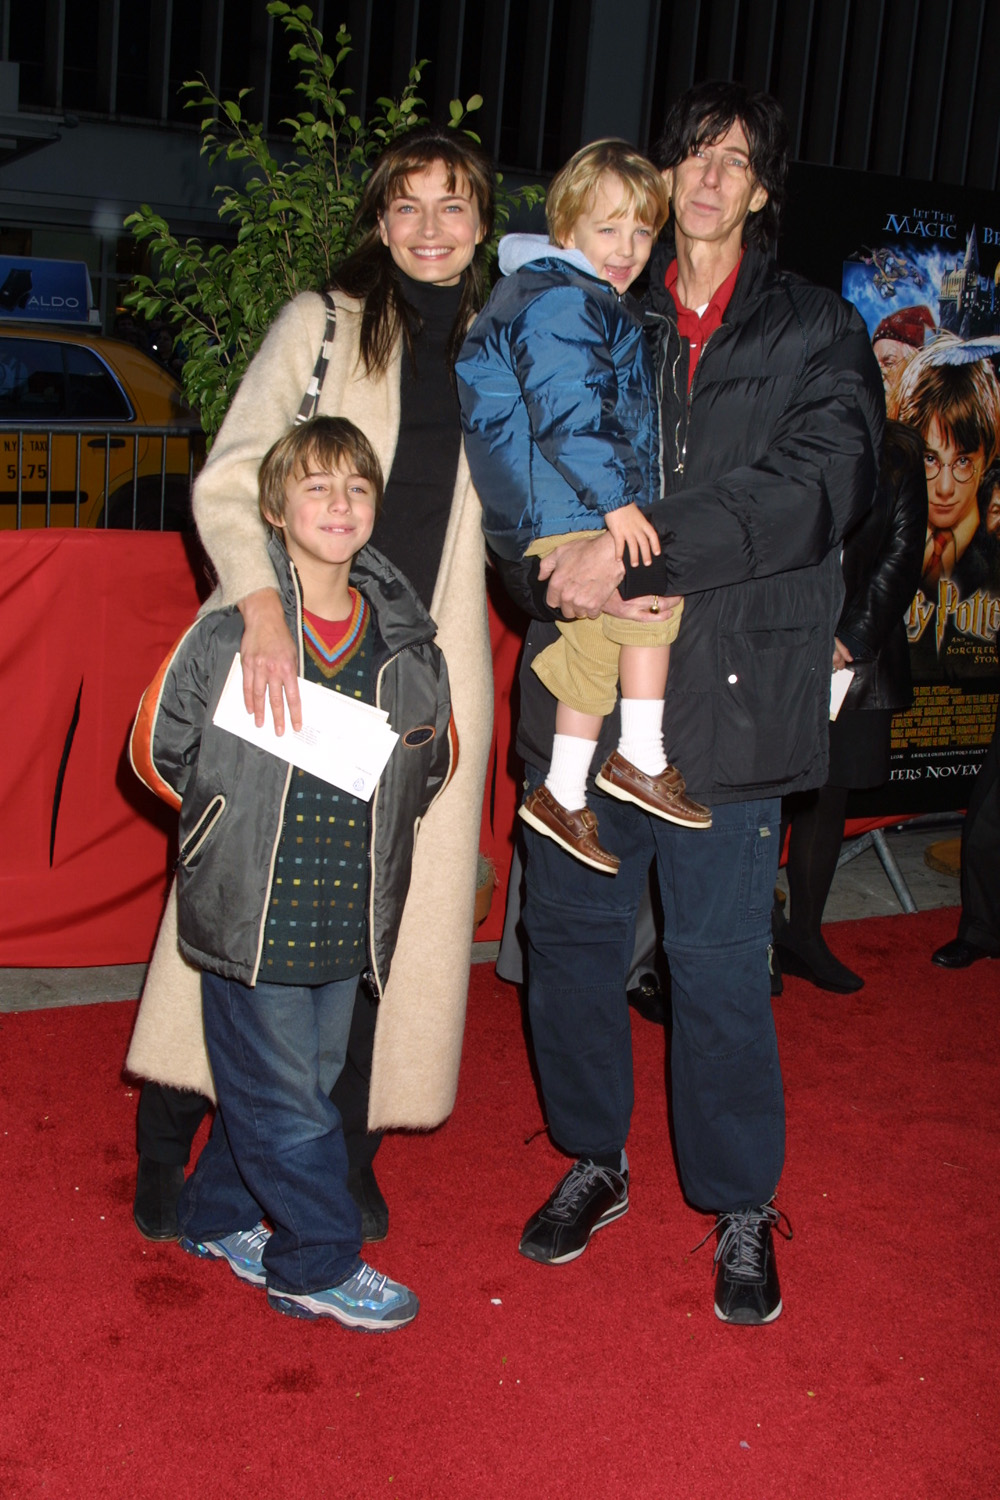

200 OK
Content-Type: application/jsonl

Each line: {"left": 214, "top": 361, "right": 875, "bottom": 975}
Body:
{"left": 130, "top": 536, "right": 455, "bottom": 992}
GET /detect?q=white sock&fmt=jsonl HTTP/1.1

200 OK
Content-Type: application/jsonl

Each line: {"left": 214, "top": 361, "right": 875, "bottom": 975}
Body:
{"left": 618, "top": 699, "right": 667, "bottom": 776}
{"left": 545, "top": 733, "right": 598, "bottom": 811}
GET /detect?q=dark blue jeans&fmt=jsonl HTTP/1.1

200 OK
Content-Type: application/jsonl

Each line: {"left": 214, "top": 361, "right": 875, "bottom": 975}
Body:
{"left": 521, "top": 769, "right": 784, "bottom": 1212}
{"left": 177, "top": 972, "right": 362, "bottom": 1294}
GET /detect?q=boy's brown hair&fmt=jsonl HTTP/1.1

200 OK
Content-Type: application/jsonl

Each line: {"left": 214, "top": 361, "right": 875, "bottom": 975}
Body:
{"left": 258, "top": 416, "right": 385, "bottom": 529}
{"left": 546, "top": 139, "right": 669, "bottom": 248}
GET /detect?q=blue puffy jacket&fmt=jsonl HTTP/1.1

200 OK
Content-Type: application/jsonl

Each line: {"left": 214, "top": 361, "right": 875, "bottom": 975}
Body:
{"left": 456, "top": 234, "right": 660, "bottom": 561}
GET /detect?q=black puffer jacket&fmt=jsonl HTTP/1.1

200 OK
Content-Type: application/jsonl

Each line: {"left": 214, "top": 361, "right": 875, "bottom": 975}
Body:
{"left": 837, "top": 421, "right": 927, "bottom": 713}
{"left": 501, "top": 242, "right": 885, "bottom": 804}
{"left": 130, "top": 536, "right": 454, "bottom": 992}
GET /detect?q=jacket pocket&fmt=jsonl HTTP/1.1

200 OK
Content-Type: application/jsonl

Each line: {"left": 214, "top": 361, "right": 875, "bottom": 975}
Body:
{"left": 178, "top": 793, "right": 227, "bottom": 867}
{"left": 715, "top": 626, "right": 820, "bottom": 789}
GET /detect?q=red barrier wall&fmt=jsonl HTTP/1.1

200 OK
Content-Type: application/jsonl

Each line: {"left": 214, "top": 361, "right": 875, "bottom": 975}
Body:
{"left": 0, "top": 532, "right": 522, "bottom": 965}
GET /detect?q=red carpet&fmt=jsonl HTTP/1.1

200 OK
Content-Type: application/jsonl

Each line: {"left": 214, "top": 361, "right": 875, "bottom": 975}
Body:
{"left": 2, "top": 905, "right": 998, "bottom": 1499}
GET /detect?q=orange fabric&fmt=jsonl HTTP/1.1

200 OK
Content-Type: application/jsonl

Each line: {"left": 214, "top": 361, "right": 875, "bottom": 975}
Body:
{"left": 128, "top": 634, "right": 188, "bottom": 812}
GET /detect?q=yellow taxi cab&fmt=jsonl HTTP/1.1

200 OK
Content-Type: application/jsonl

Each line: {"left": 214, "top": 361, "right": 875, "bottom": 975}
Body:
{"left": 0, "top": 323, "right": 204, "bottom": 530}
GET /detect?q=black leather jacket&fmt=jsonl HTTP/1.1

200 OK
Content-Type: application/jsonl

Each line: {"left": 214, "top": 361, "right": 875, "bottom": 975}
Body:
{"left": 837, "top": 421, "right": 927, "bottom": 713}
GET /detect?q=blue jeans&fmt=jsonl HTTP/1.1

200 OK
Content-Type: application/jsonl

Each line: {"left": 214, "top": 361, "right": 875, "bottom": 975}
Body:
{"left": 177, "top": 973, "right": 362, "bottom": 1294}
{"left": 521, "top": 769, "right": 784, "bottom": 1212}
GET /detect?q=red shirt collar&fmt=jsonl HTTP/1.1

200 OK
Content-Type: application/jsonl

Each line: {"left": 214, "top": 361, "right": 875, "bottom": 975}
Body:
{"left": 666, "top": 253, "right": 742, "bottom": 324}
{"left": 665, "top": 253, "right": 743, "bottom": 388}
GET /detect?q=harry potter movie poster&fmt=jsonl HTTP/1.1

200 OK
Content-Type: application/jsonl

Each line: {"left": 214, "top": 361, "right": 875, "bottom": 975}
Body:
{"left": 783, "top": 165, "right": 1000, "bottom": 817}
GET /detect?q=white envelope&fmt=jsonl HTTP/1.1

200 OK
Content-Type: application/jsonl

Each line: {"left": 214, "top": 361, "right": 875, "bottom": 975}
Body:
{"left": 211, "top": 653, "right": 398, "bottom": 801}
{"left": 830, "top": 666, "right": 855, "bottom": 721}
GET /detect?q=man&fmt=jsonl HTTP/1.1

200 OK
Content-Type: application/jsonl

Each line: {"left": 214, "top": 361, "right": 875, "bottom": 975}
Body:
{"left": 495, "top": 82, "right": 883, "bottom": 1324}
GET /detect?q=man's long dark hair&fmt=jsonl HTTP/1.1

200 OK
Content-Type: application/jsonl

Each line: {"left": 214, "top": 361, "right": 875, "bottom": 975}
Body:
{"left": 332, "top": 126, "right": 496, "bottom": 374}
{"left": 653, "top": 81, "right": 788, "bottom": 254}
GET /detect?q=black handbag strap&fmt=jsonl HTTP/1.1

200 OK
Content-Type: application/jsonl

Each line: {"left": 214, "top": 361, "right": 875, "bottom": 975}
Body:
{"left": 294, "top": 292, "right": 338, "bottom": 424}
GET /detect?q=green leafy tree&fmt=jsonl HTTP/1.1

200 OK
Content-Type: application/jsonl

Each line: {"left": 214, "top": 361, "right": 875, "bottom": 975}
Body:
{"left": 125, "top": 1, "right": 542, "bottom": 438}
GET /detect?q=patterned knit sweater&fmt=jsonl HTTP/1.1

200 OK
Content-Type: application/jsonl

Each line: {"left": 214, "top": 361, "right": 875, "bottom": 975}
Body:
{"left": 261, "top": 594, "right": 373, "bottom": 984}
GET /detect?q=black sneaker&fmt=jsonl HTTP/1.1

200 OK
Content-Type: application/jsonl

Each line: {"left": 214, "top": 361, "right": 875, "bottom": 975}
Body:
{"left": 519, "top": 1157, "right": 628, "bottom": 1265}
{"left": 707, "top": 1203, "right": 792, "bottom": 1324}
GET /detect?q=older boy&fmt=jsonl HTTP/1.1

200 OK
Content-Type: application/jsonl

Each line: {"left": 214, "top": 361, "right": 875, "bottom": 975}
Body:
{"left": 130, "top": 416, "right": 453, "bottom": 1330}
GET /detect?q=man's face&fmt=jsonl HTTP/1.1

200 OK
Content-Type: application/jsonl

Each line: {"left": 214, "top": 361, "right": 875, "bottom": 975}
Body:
{"left": 663, "top": 121, "right": 768, "bottom": 258}
{"left": 923, "top": 417, "right": 984, "bottom": 532}
{"left": 873, "top": 336, "right": 917, "bottom": 397}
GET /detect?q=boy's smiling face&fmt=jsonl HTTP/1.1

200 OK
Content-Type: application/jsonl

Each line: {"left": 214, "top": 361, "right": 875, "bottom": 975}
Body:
{"left": 562, "top": 172, "right": 656, "bottom": 293}
{"left": 269, "top": 460, "right": 377, "bottom": 573}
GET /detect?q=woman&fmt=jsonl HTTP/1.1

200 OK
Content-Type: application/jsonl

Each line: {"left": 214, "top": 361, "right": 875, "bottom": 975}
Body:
{"left": 127, "top": 127, "right": 496, "bottom": 1238}
{"left": 773, "top": 422, "right": 927, "bottom": 993}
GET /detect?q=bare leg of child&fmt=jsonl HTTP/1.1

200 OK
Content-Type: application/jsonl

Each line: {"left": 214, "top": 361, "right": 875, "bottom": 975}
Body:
{"left": 617, "top": 643, "right": 670, "bottom": 776}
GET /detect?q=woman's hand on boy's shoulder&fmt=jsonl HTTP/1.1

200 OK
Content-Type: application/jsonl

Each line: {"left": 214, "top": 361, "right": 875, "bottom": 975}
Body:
{"left": 238, "top": 587, "right": 302, "bottom": 734}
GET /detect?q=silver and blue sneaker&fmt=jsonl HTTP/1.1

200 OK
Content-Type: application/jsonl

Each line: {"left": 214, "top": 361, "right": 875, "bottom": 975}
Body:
{"left": 179, "top": 1221, "right": 271, "bottom": 1286}
{"left": 267, "top": 1261, "right": 419, "bottom": 1331}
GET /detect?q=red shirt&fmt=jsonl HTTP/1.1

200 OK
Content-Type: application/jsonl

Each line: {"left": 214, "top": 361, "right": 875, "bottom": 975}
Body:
{"left": 665, "top": 254, "right": 742, "bottom": 391}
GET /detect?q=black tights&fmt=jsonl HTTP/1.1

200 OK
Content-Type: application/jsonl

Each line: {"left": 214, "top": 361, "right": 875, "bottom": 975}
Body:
{"left": 781, "top": 783, "right": 849, "bottom": 946}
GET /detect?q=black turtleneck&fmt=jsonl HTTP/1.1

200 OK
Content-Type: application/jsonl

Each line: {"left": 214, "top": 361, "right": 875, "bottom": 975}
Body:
{"left": 370, "top": 270, "right": 464, "bottom": 612}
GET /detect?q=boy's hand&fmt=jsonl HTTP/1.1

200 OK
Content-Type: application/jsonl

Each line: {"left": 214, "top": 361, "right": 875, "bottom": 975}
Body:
{"left": 238, "top": 588, "right": 301, "bottom": 735}
{"left": 603, "top": 503, "right": 662, "bottom": 568}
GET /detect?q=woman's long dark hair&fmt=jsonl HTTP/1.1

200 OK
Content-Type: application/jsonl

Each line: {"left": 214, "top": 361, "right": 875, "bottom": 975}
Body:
{"left": 332, "top": 127, "right": 496, "bottom": 373}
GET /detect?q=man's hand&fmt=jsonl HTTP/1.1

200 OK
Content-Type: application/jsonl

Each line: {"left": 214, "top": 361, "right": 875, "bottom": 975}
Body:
{"left": 602, "top": 590, "right": 683, "bottom": 624}
{"left": 603, "top": 502, "right": 662, "bottom": 568}
{"left": 238, "top": 587, "right": 301, "bottom": 735}
{"left": 537, "top": 531, "right": 624, "bottom": 619}
{"left": 832, "top": 636, "right": 854, "bottom": 672}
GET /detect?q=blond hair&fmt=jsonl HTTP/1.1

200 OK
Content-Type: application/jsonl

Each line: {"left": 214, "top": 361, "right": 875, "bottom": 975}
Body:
{"left": 258, "top": 416, "right": 384, "bottom": 529}
{"left": 546, "top": 139, "right": 669, "bottom": 247}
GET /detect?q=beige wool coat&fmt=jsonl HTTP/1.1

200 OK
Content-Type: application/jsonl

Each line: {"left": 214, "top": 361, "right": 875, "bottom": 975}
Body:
{"left": 125, "top": 290, "right": 493, "bottom": 1129}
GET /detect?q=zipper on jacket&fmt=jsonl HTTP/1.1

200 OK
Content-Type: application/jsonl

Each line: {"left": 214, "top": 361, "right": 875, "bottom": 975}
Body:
{"left": 365, "top": 639, "right": 454, "bottom": 1002}
{"left": 365, "top": 644, "right": 407, "bottom": 1003}
{"left": 667, "top": 319, "right": 725, "bottom": 479}
{"left": 176, "top": 793, "right": 227, "bottom": 867}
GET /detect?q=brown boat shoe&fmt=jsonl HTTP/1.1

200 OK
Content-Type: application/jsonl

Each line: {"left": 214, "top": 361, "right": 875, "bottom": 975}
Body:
{"left": 595, "top": 751, "right": 712, "bottom": 828}
{"left": 518, "top": 785, "right": 620, "bottom": 874}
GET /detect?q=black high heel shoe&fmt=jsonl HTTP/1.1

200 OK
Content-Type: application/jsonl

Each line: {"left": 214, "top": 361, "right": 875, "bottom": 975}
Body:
{"left": 772, "top": 911, "right": 863, "bottom": 994}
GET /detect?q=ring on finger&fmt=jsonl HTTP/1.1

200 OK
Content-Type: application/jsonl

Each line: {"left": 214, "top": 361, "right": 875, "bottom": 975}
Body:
{"left": 650, "top": 596, "right": 660, "bottom": 614}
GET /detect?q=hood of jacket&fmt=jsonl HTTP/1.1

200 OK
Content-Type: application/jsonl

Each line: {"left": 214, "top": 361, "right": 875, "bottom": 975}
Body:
{"left": 498, "top": 232, "right": 601, "bottom": 280}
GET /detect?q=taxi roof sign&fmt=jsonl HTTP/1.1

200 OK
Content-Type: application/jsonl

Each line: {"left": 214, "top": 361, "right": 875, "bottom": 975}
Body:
{"left": 0, "top": 257, "right": 96, "bottom": 324}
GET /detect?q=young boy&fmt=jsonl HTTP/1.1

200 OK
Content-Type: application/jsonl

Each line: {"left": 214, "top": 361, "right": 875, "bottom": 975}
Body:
{"left": 129, "top": 416, "right": 454, "bottom": 1330}
{"left": 457, "top": 139, "right": 709, "bottom": 876}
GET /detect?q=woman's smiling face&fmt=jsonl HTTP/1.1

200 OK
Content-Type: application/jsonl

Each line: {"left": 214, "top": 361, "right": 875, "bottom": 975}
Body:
{"left": 377, "top": 160, "right": 484, "bottom": 286}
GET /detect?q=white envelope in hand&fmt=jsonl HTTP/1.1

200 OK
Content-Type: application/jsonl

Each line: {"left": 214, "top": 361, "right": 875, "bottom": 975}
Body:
{"left": 211, "top": 653, "right": 398, "bottom": 800}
